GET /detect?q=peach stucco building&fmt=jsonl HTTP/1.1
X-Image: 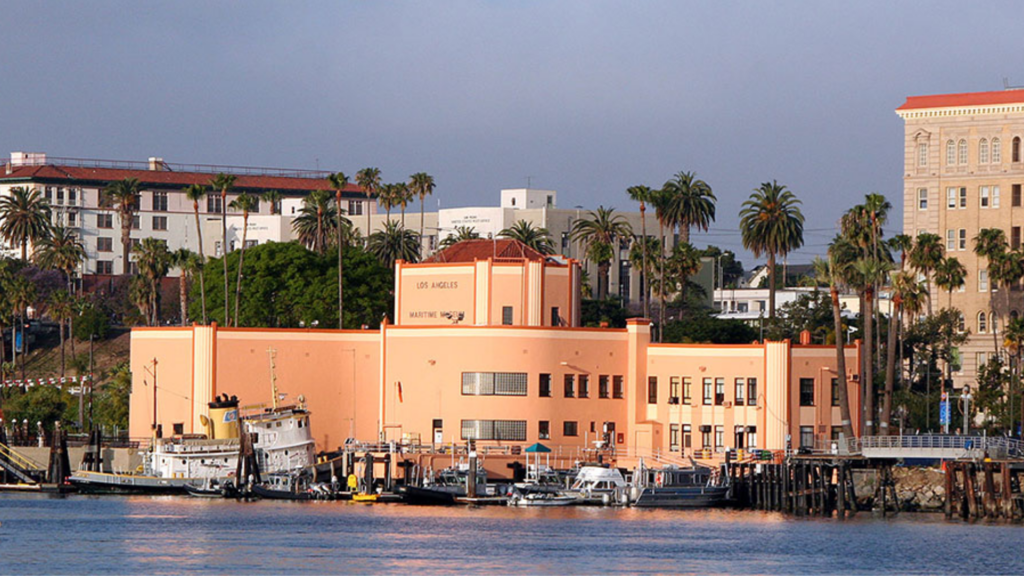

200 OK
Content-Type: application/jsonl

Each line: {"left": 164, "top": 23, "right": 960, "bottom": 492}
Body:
{"left": 129, "top": 240, "right": 861, "bottom": 462}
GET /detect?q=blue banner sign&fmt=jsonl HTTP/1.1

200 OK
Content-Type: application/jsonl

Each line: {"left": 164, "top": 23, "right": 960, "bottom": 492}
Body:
{"left": 939, "top": 400, "right": 951, "bottom": 425}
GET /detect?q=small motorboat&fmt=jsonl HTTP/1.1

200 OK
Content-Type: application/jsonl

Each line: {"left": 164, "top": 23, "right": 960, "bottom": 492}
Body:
{"left": 568, "top": 466, "right": 629, "bottom": 505}
{"left": 185, "top": 478, "right": 238, "bottom": 498}
{"left": 630, "top": 459, "right": 730, "bottom": 508}
{"left": 352, "top": 492, "right": 378, "bottom": 503}
{"left": 508, "top": 490, "right": 577, "bottom": 507}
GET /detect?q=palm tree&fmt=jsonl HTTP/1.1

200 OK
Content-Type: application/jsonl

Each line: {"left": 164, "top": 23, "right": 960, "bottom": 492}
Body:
{"left": 103, "top": 178, "right": 142, "bottom": 277}
{"left": 813, "top": 254, "right": 855, "bottom": 441}
{"left": 183, "top": 184, "right": 209, "bottom": 324}
{"left": 228, "top": 192, "right": 259, "bottom": 327}
{"left": 880, "top": 271, "right": 918, "bottom": 433}
{"left": 849, "top": 256, "right": 890, "bottom": 436}
{"left": 133, "top": 238, "right": 172, "bottom": 326}
{"left": 663, "top": 171, "right": 716, "bottom": 244}
{"left": 356, "top": 167, "right": 382, "bottom": 239}
{"left": 1003, "top": 317, "right": 1024, "bottom": 436}
{"left": 34, "top": 225, "right": 85, "bottom": 289}
{"left": 291, "top": 190, "right": 339, "bottom": 255}
{"left": 627, "top": 185, "right": 653, "bottom": 318}
{"left": 974, "top": 228, "right": 1012, "bottom": 352}
{"left": 367, "top": 220, "right": 420, "bottom": 268}
{"left": 441, "top": 226, "right": 479, "bottom": 248}
{"left": 376, "top": 183, "right": 398, "bottom": 222}
{"left": 7, "top": 275, "right": 35, "bottom": 379}
{"left": 739, "top": 181, "right": 805, "bottom": 319}
{"left": 410, "top": 172, "right": 436, "bottom": 241}
{"left": 328, "top": 173, "right": 350, "bottom": 330}
{"left": 909, "top": 232, "right": 944, "bottom": 317}
{"left": 651, "top": 188, "right": 674, "bottom": 333}
{"left": 0, "top": 187, "right": 51, "bottom": 261}
{"left": 571, "top": 207, "right": 632, "bottom": 301}
{"left": 48, "top": 289, "right": 74, "bottom": 377}
{"left": 171, "top": 248, "right": 201, "bottom": 326}
{"left": 667, "top": 242, "right": 703, "bottom": 310}
{"left": 210, "top": 173, "right": 237, "bottom": 324}
{"left": 628, "top": 235, "right": 659, "bottom": 315}
{"left": 395, "top": 182, "right": 413, "bottom": 229}
{"left": 498, "top": 220, "right": 555, "bottom": 254}
{"left": 261, "top": 190, "right": 282, "bottom": 215}
{"left": 934, "top": 256, "right": 967, "bottom": 310}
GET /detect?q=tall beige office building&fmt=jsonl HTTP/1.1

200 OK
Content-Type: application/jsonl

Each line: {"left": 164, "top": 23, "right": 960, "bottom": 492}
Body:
{"left": 898, "top": 89, "right": 1024, "bottom": 388}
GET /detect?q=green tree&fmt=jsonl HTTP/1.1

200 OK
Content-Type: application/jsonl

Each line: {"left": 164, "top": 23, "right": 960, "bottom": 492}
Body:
{"left": 580, "top": 297, "right": 628, "bottom": 328}
{"left": 102, "top": 178, "right": 141, "bottom": 278}
{"left": 292, "top": 189, "right": 343, "bottom": 255}
{"left": 133, "top": 238, "right": 172, "bottom": 326}
{"left": 410, "top": 172, "right": 436, "bottom": 241}
{"left": 48, "top": 289, "right": 74, "bottom": 377}
{"left": 665, "top": 242, "right": 703, "bottom": 312}
{"left": 210, "top": 173, "right": 238, "bottom": 324}
{"left": 367, "top": 220, "right": 420, "bottom": 269}
{"left": 356, "top": 167, "right": 382, "bottom": 239}
{"left": 0, "top": 186, "right": 51, "bottom": 261}
{"left": 627, "top": 184, "right": 653, "bottom": 318}
{"left": 813, "top": 253, "right": 855, "bottom": 440}
{"left": 93, "top": 363, "right": 131, "bottom": 431}
{"left": 8, "top": 274, "right": 36, "bottom": 379}
{"left": 909, "top": 232, "right": 944, "bottom": 317}
{"left": 228, "top": 193, "right": 259, "bottom": 327}
{"left": 171, "top": 249, "right": 202, "bottom": 326}
{"left": 441, "top": 226, "right": 479, "bottom": 248}
{"left": 663, "top": 309, "right": 758, "bottom": 344}
{"left": 2, "top": 385, "right": 74, "bottom": 433}
{"left": 629, "top": 236, "right": 660, "bottom": 315}
{"left": 328, "top": 173, "right": 350, "bottom": 330}
{"left": 261, "top": 189, "right": 282, "bottom": 215}
{"left": 740, "top": 181, "right": 804, "bottom": 319}
{"left": 394, "top": 182, "right": 413, "bottom": 229}
{"left": 934, "top": 256, "right": 967, "bottom": 310}
{"left": 663, "top": 171, "right": 716, "bottom": 245}
{"left": 183, "top": 184, "right": 209, "bottom": 324}
{"left": 571, "top": 207, "right": 632, "bottom": 301}
{"left": 498, "top": 220, "right": 555, "bottom": 254}
{"left": 33, "top": 225, "right": 84, "bottom": 289}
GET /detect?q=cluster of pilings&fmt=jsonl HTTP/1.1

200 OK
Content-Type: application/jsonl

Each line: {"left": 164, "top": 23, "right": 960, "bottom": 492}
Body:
{"left": 729, "top": 458, "right": 858, "bottom": 518}
{"left": 945, "top": 461, "right": 1024, "bottom": 522}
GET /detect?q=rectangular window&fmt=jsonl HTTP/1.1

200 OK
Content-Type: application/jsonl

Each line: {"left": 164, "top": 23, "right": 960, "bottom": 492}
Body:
{"left": 800, "top": 426, "right": 815, "bottom": 449}
{"left": 152, "top": 216, "right": 168, "bottom": 231}
{"left": 734, "top": 377, "right": 745, "bottom": 406}
{"left": 683, "top": 377, "right": 692, "bottom": 404}
{"left": 981, "top": 186, "right": 990, "bottom": 208}
{"left": 977, "top": 352, "right": 988, "bottom": 370}
{"left": 131, "top": 215, "right": 140, "bottom": 230}
{"left": 152, "top": 192, "right": 168, "bottom": 212}
{"left": 800, "top": 378, "right": 815, "bottom": 406}
{"left": 918, "top": 143, "right": 927, "bottom": 166}
{"left": 682, "top": 424, "right": 692, "bottom": 450}
{"left": 539, "top": 373, "right": 551, "bottom": 398}
{"left": 564, "top": 374, "right": 575, "bottom": 398}
{"left": 702, "top": 378, "right": 713, "bottom": 405}
{"left": 958, "top": 229, "right": 966, "bottom": 251}
{"left": 700, "top": 425, "right": 711, "bottom": 449}
{"left": 831, "top": 378, "right": 840, "bottom": 407}
{"left": 563, "top": 421, "right": 578, "bottom": 437}
{"left": 647, "top": 376, "right": 658, "bottom": 404}
{"left": 348, "top": 200, "right": 363, "bottom": 216}
{"left": 461, "top": 372, "right": 528, "bottom": 396}
{"left": 715, "top": 377, "right": 725, "bottom": 405}
{"left": 207, "top": 196, "right": 223, "bottom": 213}
{"left": 734, "top": 426, "right": 746, "bottom": 449}
{"left": 598, "top": 375, "right": 609, "bottom": 399}
{"left": 68, "top": 188, "right": 77, "bottom": 205}
{"left": 747, "top": 378, "right": 757, "bottom": 406}
{"left": 979, "top": 269, "right": 989, "bottom": 292}
{"left": 918, "top": 188, "right": 927, "bottom": 210}
{"left": 539, "top": 420, "right": 550, "bottom": 440}
{"left": 1013, "top": 227, "right": 1021, "bottom": 250}
{"left": 551, "top": 307, "right": 561, "bottom": 326}
{"left": 747, "top": 426, "right": 757, "bottom": 449}
{"left": 946, "top": 187, "right": 956, "bottom": 208}
{"left": 97, "top": 237, "right": 113, "bottom": 252}
{"left": 1014, "top": 184, "right": 1022, "bottom": 207}
{"left": 669, "top": 377, "right": 680, "bottom": 404}
{"left": 946, "top": 229, "right": 955, "bottom": 251}
{"left": 502, "top": 306, "right": 513, "bottom": 325}
{"left": 959, "top": 187, "right": 967, "bottom": 208}
{"left": 461, "top": 420, "right": 527, "bottom": 442}
{"left": 96, "top": 261, "right": 113, "bottom": 274}
{"left": 669, "top": 424, "right": 680, "bottom": 452}
{"left": 993, "top": 186, "right": 1001, "bottom": 208}
{"left": 612, "top": 376, "right": 623, "bottom": 399}
{"left": 56, "top": 187, "right": 64, "bottom": 204}
{"left": 97, "top": 213, "right": 113, "bottom": 228}
{"left": 579, "top": 375, "right": 590, "bottom": 399}
{"left": 714, "top": 425, "right": 724, "bottom": 450}
{"left": 67, "top": 212, "right": 77, "bottom": 227}
{"left": 44, "top": 186, "right": 53, "bottom": 202}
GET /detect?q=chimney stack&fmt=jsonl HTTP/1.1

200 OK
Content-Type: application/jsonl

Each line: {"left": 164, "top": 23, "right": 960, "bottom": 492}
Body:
{"left": 799, "top": 330, "right": 811, "bottom": 346}
{"left": 148, "top": 157, "right": 166, "bottom": 171}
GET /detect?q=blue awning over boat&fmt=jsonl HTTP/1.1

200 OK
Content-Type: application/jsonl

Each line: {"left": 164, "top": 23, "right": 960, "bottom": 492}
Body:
{"left": 525, "top": 443, "right": 551, "bottom": 453}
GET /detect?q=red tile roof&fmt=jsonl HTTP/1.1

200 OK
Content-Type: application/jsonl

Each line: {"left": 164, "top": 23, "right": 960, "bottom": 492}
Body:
{"left": 0, "top": 164, "right": 363, "bottom": 194}
{"left": 424, "top": 239, "right": 547, "bottom": 263}
{"left": 897, "top": 89, "right": 1024, "bottom": 111}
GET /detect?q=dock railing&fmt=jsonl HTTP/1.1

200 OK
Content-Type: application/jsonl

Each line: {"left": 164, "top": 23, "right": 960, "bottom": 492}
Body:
{"left": 844, "top": 435, "right": 1024, "bottom": 460}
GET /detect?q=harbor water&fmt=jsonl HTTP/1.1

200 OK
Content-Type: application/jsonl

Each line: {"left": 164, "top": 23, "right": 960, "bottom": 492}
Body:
{"left": 1, "top": 493, "right": 1021, "bottom": 575}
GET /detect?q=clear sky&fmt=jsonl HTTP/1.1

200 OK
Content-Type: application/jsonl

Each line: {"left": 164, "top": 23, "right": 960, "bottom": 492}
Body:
{"left": 2, "top": 1, "right": 1021, "bottom": 266}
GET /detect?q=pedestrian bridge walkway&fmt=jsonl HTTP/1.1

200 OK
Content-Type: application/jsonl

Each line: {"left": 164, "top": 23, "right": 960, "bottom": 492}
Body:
{"left": 848, "top": 435, "right": 1024, "bottom": 461}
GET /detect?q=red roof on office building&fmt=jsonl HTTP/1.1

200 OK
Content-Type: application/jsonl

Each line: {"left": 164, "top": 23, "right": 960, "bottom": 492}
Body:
{"left": 424, "top": 239, "right": 548, "bottom": 263}
{"left": 897, "top": 89, "right": 1024, "bottom": 111}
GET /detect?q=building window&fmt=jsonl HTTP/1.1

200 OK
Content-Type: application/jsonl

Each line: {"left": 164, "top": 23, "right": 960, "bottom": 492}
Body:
{"left": 152, "top": 216, "right": 168, "bottom": 231}
{"left": 539, "top": 373, "right": 551, "bottom": 398}
{"left": 946, "top": 140, "right": 956, "bottom": 165}
{"left": 669, "top": 377, "right": 680, "bottom": 404}
{"left": 207, "top": 196, "right": 223, "bottom": 213}
{"left": 831, "top": 378, "right": 840, "bottom": 407}
{"left": 56, "top": 187, "right": 64, "bottom": 204}
{"left": 502, "top": 306, "right": 513, "bottom": 325}
{"left": 131, "top": 215, "right": 140, "bottom": 230}
{"left": 959, "top": 229, "right": 966, "bottom": 251}
{"left": 800, "top": 426, "right": 815, "bottom": 449}
{"left": 461, "top": 420, "right": 527, "bottom": 441}
{"left": 539, "top": 420, "right": 550, "bottom": 440}
{"left": 747, "top": 426, "right": 758, "bottom": 449}
{"left": 977, "top": 352, "right": 988, "bottom": 370}
{"left": 979, "top": 269, "right": 989, "bottom": 292}
{"left": 946, "top": 229, "right": 955, "bottom": 251}
{"left": 1014, "top": 184, "right": 1022, "bottom": 207}
{"left": 96, "top": 260, "right": 113, "bottom": 274}
{"left": 800, "top": 378, "right": 815, "bottom": 406}
{"left": 564, "top": 374, "right": 575, "bottom": 398}
{"left": 67, "top": 212, "right": 77, "bottom": 227}
{"left": 97, "top": 213, "right": 113, "bottom": 228}
{"left": 1014, "top": 137, "right": 1021, "bottom": 163}
{"left": 993, "top": 186, "right": 1001, "bottom": 208}
{"left": 579, "top": 375, "right": 590, "bottom": 399}
{"left": 599, "top": 375, "right": 609, "bottom": 399}
{"left": 979, "top": 139, "right": 989, "bottom": 164}
{"left": 734, "top": 426, "right": 746, "bottom": 449}
{"left": 959, "top": 187, "right": 967, "bottom": 208}
{"left": 917, "top": 142, "right": 928, "bottom": 166}
{"left": 978, "top": 311, "right": 988, "bottom": 333}
{"left": 683, "top": 377, "right": 692, "bottom": 404}
{"left": 702, "top": 377, "right": 712, "bottom": 405}
{"left": 563, "top": 421, "right": 578, "bottom": 437}
{"left": 647, "top": 376, "right": 658, "bottom": 404}
{"left": 345, "top": 200, "right": 361, "bottom": 216}
{"left": 682, "top": 424, "right": 692, "bottom": 451}
{"left": 669, "top": 424, "right": 680, "bottom": 452}
{"left": 714, "top": 426, "right": 724, "bottom": 450}
{"left": 993, "top": 137, "right": 1002, "bottom": 163}
{"left": 714, "top": 377, "right": 725, "bottom": 405}
{"left": 734, "top": 377, "right": 745, "bottom": 406}
{"left": 958, "top": 139, "right": 968, "bottom": 164}
{"left": 551, "top": 307, "right": 561, "bottom": 326}
{"left": 981, "top": 186, "right": 990, "bottom": 208}
{"left": 44, "top": 186, "right": 53, "bottom": 203}
{"left": 461, "top": 372, "right": 528, "bottom": 396}
{"left": 97, "top": 237, "right": 113, "bottom": 252}
{"left": 152, "top": 191, "right": 168, "bottom": 212}
{"left": 612, "top": 375, "right": 623, "bottom": 399}
{"left": 957, "top": 312, "right": 966, "bottom": 333}
{"left": 747, "top": 378, "right": 757, "bottom": 406}
{"left": 946, "top": 187, "right": 956, "bottom": 208}
{"left": 700, "top": 425, "right": 711, "bottom": 449}
{"left": 918, "top": 188, "right": 927, "bottom": 210}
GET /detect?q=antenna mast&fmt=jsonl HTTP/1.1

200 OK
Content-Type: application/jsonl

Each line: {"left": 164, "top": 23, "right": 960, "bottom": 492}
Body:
{"left": 268, "top": 347, "right": 279, "bottom": 409}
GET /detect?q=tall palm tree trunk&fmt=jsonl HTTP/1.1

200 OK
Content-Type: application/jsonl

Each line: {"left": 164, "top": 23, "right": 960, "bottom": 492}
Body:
{"left": 419, "top": 197, "right": 426, "bottom": 244}
{"left": 179, "top": 272, "right": 188, "bottom": 327}
{"left": 365, "top": 197, "right": 372, "bottom": 245}
{"left": 20, "top": 238, "right": 27, "bottom": 262}
{"left": 233, "top": 213, "right": 249, "bottom": 327}
{"left": 767, "top": 253, "right": 777, "bottom": 318}
{"left": 59, "top": 319, "right": 66, "bottom": 378}
{"left": 863, "top": 288, "right": 875, "bottom": 435}
{"left": 338, "top": 194, "right": 345, "bottom": 330}
{"left": 221, "top": 192, "right": 229, "bottom": 325}
{"left": 121, "top": 219, "right": 131, "bottom": 277}
{"left": 831, "top": 287, "right": 855, "bottom": 440}
{"left": 401, "top": 206, "right": 406, "bottom": 229}
{"left": 640, "top": 206, "right": 648, "bottom": 319}
{"left": 658, "top": 223, "right": 666, "bottom": 341}
{"left": 193, "top": 204, "right": 208, "bottom": 324}
{"left": 880, "top": 298, "right": 900, "bottom": 433}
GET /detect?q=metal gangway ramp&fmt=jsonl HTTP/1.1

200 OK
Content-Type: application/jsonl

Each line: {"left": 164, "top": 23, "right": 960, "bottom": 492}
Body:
{"left": 0, "top": 442, "right": 46, "bottom": 485}
{"left": 852, "top": 435, "right": 1024, "bottom": 461}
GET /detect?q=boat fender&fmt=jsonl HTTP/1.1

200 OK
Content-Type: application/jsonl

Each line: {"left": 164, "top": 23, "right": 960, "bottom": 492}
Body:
{"left": 655, "top": 472, "right": 664, "bottom": 487}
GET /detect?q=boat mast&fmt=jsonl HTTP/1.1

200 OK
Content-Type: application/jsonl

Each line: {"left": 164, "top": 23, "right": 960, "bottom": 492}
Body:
{"left": 268, "top": 347, "right": 279, "bottom": 410}
{"left": 144, "top": 358, "right": 159, "bottom": 441}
